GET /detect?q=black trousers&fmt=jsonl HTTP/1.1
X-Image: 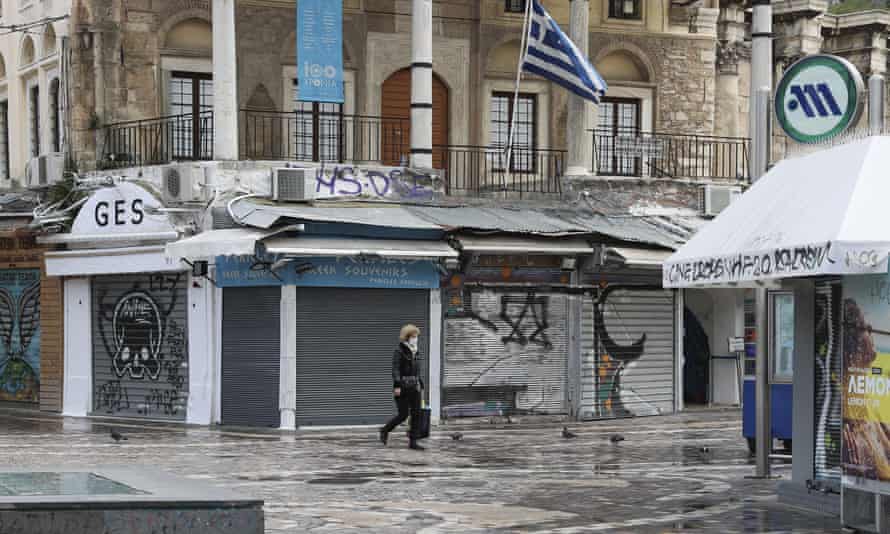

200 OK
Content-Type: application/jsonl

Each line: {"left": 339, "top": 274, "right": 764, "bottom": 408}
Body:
{"left": 382, "top": 387, "right": 421, "bottom": 439}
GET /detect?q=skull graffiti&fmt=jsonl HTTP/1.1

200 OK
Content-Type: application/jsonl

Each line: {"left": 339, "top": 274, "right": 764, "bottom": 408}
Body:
{"left": 111, "top": 291, "right": 164, "bottom": 380}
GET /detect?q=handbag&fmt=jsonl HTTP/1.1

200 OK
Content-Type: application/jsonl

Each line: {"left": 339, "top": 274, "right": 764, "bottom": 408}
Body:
{"left": 415, "top": 400, "right": 431, "bottom": 439}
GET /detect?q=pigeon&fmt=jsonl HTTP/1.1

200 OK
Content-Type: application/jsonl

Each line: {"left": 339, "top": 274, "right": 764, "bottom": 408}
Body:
{"left": 111, "top": 430, "right": 127, "bottom": 442}
{"left": 610, "top": 434, "right": 625, "bottom": 443}
{"left": 450, "top": 432, "right": 464, "bottom": 441}
{"left": 562, "top": 426, "right": 577, "bottom": 439}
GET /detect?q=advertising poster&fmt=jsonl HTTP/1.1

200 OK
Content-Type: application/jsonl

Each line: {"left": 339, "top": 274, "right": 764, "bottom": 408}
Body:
{"left": 842, "top": 274, "right": 890, "bottom": 493}
{"left": 297, "top": 0, "right": 344, "bottom": 103}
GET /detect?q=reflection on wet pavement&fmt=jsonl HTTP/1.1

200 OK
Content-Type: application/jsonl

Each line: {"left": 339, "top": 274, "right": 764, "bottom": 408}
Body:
{"left": 0, "top": 407, "right": 842, "bottom": 533}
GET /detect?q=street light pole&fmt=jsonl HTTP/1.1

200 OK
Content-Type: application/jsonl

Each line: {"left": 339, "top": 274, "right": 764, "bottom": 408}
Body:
{"left": 750, "top": 0, "right": 773, "bottom": 479}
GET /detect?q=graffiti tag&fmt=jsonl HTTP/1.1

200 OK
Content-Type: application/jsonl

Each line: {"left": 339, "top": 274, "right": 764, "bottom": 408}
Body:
{"left": 315, "top": 166, "right": 434, "bottom": 200}
{"left": 665, "top": 244, "right": 830, "bottom": 285}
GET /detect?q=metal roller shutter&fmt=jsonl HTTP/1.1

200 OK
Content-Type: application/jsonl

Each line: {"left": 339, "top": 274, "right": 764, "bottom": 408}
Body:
{"left": 92, "top": 273, "right": 189, "bottom": 420}
{"left": 443, "top": 290, "right": 569, "bottom": 417}
{"left": 814, "top": 279, "right": 842, "bottom": 485}
{"left": 580, "top": 286, "right": 675, "bottom": 419}
{"left": 292, "top": 287, "right": 429, "bottom": 427}
{"left": 221, "top": 287, "right": 281, "bottom": 427}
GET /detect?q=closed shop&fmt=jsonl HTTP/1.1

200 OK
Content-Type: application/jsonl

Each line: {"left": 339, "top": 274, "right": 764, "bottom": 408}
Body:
{"left": 221, "top": 287, "right": 281, "bottom": 427}
{"left": 814, "top": 279, "right": 842, "bottom": 485}
{"left": 444, "top": 288, "right": 569, "bottom": 417}
{"left": 0, "top": 231, "right": 63, "bottom": 411}
{"left": 442, "top": 243, "right": 579, "bottom": 418}
{"left": 91, "top": 273, "right": 189, "bottom": 420}
{"left": 213, "top": 235, "right": 453, "bottom": 428}
{"left": 580, "top": 282, "right": 675, "bottom": 420}
{"left": 292, "top": 287, "right": 430, "bottom": 426}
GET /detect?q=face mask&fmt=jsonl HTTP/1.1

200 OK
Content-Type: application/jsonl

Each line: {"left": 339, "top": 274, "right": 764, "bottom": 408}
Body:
{"left": 408, "top": 336, "right": 419, "bottom": 350}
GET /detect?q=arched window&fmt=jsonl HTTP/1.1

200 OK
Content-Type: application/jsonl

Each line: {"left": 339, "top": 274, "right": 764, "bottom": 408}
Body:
{"left": 43, "top": 24, "right": 57, "bottom": 57}
{"left": 20, "top": 36, "right": 35, "bottom": 66}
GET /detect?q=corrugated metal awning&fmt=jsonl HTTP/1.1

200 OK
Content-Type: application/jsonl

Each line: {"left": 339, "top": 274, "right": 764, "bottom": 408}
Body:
{"left": 262, "top": 236, "right": 457, "bottom": 259}
{"left": 605, "top": 246, "right": 672, "bottom": 267}
{"left": 164, "top": 226, "right": 302, "bottom": 259}
{"left": 457, "top": 235, "right": 594, "bottom": 254}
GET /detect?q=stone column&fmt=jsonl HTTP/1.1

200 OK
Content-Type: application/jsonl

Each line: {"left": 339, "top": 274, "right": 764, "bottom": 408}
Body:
{"left": 212, "top": 0, "right": 239, "bottom": 161}
{"left": 566, "top": 0, "right": 592, "bottom": 176}
{"left": 411, "top": 0, "right": 433, "bottom": 169}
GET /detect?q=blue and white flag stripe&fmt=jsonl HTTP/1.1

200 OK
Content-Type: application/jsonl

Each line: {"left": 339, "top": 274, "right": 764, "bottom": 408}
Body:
{"left": 522, "top": 0, "right": 607, "bottom": 103}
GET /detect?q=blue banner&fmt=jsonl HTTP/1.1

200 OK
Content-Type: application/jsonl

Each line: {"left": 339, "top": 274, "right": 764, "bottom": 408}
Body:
{"left": 297, "top": 0, "right": 344, "bottom": 103}
{"left": 216, "top": 255, "right": 440, "bottom": 289}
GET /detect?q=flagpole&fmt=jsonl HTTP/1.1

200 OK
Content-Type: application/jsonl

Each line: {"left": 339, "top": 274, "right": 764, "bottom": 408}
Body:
{"left": 505, "top": 0, "right": 533, "bottom": 192}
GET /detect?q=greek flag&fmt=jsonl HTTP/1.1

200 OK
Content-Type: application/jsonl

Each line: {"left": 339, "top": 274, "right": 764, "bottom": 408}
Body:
{"left": 522, "top": 0, "right": 608, "bottom": 103}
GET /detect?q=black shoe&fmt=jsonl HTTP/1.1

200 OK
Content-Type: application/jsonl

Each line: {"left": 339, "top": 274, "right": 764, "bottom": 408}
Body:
{"left": 409, "top": 441, "right": 425, "bottom": 451}
{"left": 379, "top": 429, "right": 389, "bottom": 446}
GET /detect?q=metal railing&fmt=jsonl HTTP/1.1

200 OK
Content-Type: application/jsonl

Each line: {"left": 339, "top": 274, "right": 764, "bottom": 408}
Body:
{"left": 435, "top": 145, "right": 565, "bottom": 197}
{"left": 240, "top": 109, "right": 410, "bottom": 164}
{"left": 101, "top": 112, "right": 214, "bottom": 169}
{"left": 593, "top": 128, "right": 750, "bottom": 182}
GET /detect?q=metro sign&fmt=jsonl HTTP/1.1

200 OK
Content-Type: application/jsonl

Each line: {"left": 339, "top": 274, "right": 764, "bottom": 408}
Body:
{"left": 775, "top": 54, "right": 864, "bottom": 144}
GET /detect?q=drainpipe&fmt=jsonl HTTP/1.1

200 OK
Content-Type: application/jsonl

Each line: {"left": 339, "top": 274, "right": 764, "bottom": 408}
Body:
{"left": 410, "top": 0, "right": 433, "bottom": 169}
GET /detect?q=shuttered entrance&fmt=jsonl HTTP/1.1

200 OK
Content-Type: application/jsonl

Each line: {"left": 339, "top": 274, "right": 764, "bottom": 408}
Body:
{"left": 221, "top": 287, "right": 281, "bottom": 427}
{"left": 292, "top": 287, "right": 429, "bottom": 426}
{"left": 814, "top": 279, "right": 842, "bottom": 485}
{"left": 443, "top": 290, "right": 569, "bottom": 417}
{"left": 580, "top": 286, "right": 675, "bottom": 419}
{"left": 92, "top": 273, "right": 189, "bottom": 420}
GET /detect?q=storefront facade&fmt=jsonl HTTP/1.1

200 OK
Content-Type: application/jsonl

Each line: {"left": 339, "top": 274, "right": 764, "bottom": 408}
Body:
{"left": 214, "top": 242, "right": 450, "bottom": 429}
{"left": 47, "top": 183, "right": 215, "bottom": 424}
{"left": 0, "top": 231, "right": 63, "bottom": 411}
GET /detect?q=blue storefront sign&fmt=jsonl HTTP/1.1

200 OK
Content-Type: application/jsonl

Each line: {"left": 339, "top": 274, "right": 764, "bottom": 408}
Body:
{"left": 216, "top": 255, "right": 440, "bottom": 289}
{"left": 297, "top": 0, "right": 344, "bottom": 103}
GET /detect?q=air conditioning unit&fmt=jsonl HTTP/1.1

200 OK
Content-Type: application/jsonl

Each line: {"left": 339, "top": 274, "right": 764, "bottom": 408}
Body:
{"left": 699, "top": 184, "right": 741, "bottom": 217}
{"left": 162, "top": 164, "right": 209, "bottom": 204}
{"left": 272, "top": 167, "right": 316, "bottom": 202}
{"left": 27, "top": 153, "right": 65, "bottom": 187}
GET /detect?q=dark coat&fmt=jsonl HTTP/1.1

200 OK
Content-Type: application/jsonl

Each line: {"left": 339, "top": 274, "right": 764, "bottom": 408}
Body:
{"left": 392, "top": 343, "right": 423, "bottom": 390}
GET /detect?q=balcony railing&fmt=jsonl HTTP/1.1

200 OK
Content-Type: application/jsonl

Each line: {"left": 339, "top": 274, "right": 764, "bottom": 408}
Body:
{"left": 240, "top": 109, "right": 410, "bottom": 164}
{"left": 101, "top": 112, "right": 214, "bottom": 169}
{"left": 435, "top": 145, "right": 564, "bottom": 197}
{"left": 99, "top": 110, "right": 566, "bottom": 196}
{"left": 593, "top": 128, "right": 750, "bottom": 182}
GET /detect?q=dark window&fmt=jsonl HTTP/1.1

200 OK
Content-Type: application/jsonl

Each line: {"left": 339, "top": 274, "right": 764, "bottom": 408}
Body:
{"left": 505, "top": 0, "right": 526, "bottom": 13}
{"left": 596, "top": 97, "right": 642, "bottom": 176}
{"left": 29, "top": 85, "right": 39, "bottom": 157}
{"left": 0, "top": 102, "right": 8, "bottom": 179}
{"left": 609, "top": 0, "right": 642, "bottom": 20}
{"left": 50, "top": 78, "right": 60, "bottom": 152}
{"left": 168, "top": 71, "right": 213, "bottom": 159}
{"left": 490, "top": 92, "right": 537, "bottom": 173}
{"left": 292, "top": 79, "right": 344, "bottom": 162}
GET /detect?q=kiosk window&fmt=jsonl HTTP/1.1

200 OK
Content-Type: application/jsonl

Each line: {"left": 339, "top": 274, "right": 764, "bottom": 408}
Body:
{"left": 771, "top": 292, "right": 795, "bottom": 382}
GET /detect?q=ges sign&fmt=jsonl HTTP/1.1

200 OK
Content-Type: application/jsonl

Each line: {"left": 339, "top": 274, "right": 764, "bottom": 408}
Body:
{"left": 775, "top": 54, "right": 864, "bottom": 144}
{"left": 95, "top": 199, "right": 144, "bottom": 227}
{"left": 71, "top": 182, "right": 176, "bottom": 236}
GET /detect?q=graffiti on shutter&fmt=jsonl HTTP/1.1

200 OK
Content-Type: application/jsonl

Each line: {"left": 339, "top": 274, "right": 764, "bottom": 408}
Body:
{"left": 444, "top": 289, "right": 568, "bottom": 417}
{"left": 0, "top": 269, "right": 40, "bottom": 402}
{"left": 582, "top": 285, "right": 675, "bottom": 419}
{"left": 814, "top": 280, "right": 842, "bottom": 483}
{"left": 93, "top": 273, "right": 188, "bottom": 419}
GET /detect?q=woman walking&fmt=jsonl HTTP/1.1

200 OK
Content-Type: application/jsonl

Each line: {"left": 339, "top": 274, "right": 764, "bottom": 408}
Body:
{"left": 380, "top": 324, "right": 425, "bottom": 450}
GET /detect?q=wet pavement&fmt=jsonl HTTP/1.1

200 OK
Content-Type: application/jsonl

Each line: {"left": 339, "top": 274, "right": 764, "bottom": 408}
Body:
{"left": 0, "top": 407, "right": 843, "bottom": 533}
